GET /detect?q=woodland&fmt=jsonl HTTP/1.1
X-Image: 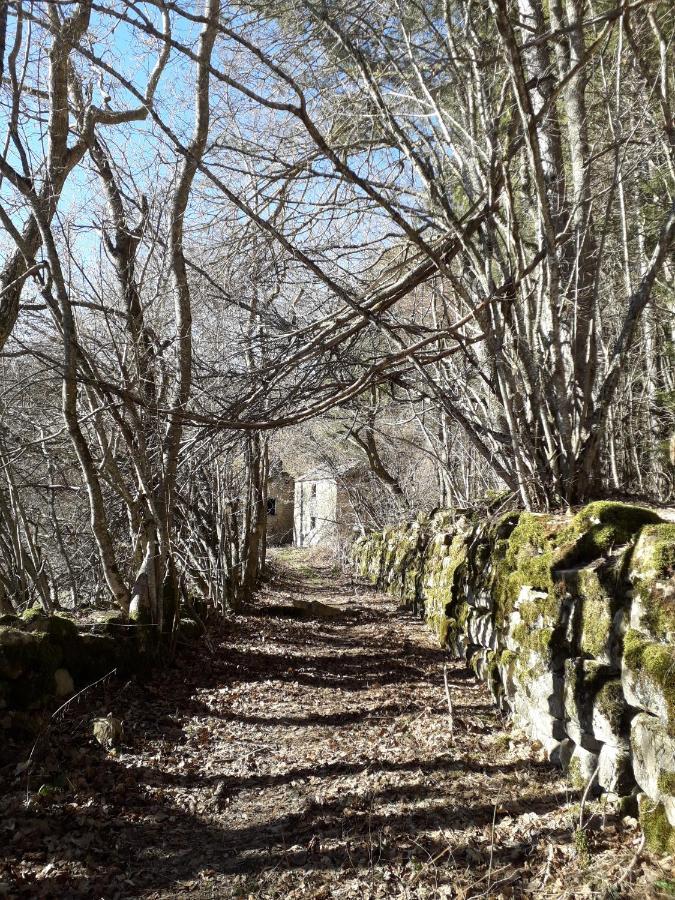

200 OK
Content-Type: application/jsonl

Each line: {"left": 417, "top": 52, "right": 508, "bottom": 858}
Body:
{"left": 0, "top": 0, "right": 674, "bottom": 897}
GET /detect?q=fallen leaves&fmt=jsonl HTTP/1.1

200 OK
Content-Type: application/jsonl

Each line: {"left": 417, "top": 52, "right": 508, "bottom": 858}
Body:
{"left": 0, "top": 550, "right": 668, "bottom": 897}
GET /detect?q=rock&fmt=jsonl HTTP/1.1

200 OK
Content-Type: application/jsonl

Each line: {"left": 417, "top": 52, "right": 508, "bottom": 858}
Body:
{"left": 513, "top": 663, "right": 565, "bottom": 720}
{"left": 622, "top": 632, "right": 674, "bottom": 725}
{"left": 291, "top": 598, "right": 342, "bottom": 619}
{"left": 564, "top": 661, "right": 630, "bottom": 747}
{"left": 568, "top": 744, "right": 600, "bottom": 793}
{"left": 70, "top": 633, "right": 125, "bottom": 681}
{"left": 565, "top": 720, "right": 603, "bottom": 753}
{"left": 0, "top": 628, "right": 62, "bottom": 680}
{"left": 630, "top": 713, "right": 675, "bottom": 825}
{"left": 21, "top": 607, "right": 50, "bottom": 631}
{"left": 592, "top": 679, "right": 633, "bottom": 746}
{"left": 629, "top": 524, "right": 675, "bottom": 642}
{"left": 53, "top": 668, "right": 74, "bottom": 697}
{"left": 512, "top": 697, "right": 566, "bottom": 743}
{"left": 90, "top": 610, "right": 129, "bottom": 635}
{"left": 551, "top": 737, "right": 574, "bottom": 770}
{"left": 93, "top": 714, "right": 123, "bottom": 749}
{"left": 178, "top": 618, "right": 203, "bottom": 640}
{"left": 466, "top": 612, "right": 496, "bottom": 649}
{"left": 572, "top": 563, "right": 617, "bottom": 663}
{"left": 598, "top": 744, "right": 634, "bottom": 795}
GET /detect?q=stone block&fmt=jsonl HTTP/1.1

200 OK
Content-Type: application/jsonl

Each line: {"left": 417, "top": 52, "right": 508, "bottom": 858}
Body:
{"left": 631, "top": 713, "right": 675, "bottom": 825}
{"left": 568, "top": 744, "right": 600, "bottom": 793}
{"left": 598, "top": 744, "right": 634, "bottom": 795}
{"left": 622, "top": 634, "right": 674, "bottom": 726}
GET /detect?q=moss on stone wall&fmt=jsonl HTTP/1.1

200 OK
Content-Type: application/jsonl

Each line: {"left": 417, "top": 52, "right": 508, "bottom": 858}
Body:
{"left": 630, "top": 524, "right": 675, "bottom": 641}
{"left": 623, "top": 629, "right": 675, "bottom": 732}
{"left": 639, "top": 796, "right": 675, "bottom": 854}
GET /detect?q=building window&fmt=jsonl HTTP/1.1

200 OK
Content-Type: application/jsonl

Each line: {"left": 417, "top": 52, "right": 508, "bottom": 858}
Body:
{"left": 267, "top": 498, "right": 277, "bottom": 517}
{"left": 310, "top": 516, "right": 316, "bottom": 530}
{"left": 311, "top": 483, "right": 317, "bottom": 498}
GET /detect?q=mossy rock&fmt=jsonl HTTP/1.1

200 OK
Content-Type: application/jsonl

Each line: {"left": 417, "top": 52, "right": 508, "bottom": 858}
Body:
{"left": 563, "top": 502, "right": 662, "bottom": 563}
{"left": 68, "top": 633, "right": 125, "bottom": 682}
{"left": 21, "top": 607, "right": 51, "bottom": 631}
{"left": 493, "top": 502, "right": 661, "bottom": 630}
{"left": 178, "top": 618, "right": 204, "bottom": 640}
{"left": 0, "top": 614, "right": 22, "bottom": 629}
{"left": 564, "top": 658, "right": 613, "bottom": 731}
{"left": 44, "top": 614, "right": 79, "bottom": 642}
{"left": 629, "top": 523, "right": 675, "bottom": 641}
{"left": 638, "top": 795, "right": 675, "bottom": 855}
{"left": 90, "top": 610, "right": 130, "bottom": 635}
{"left": 631, "top": 712, "right": 675, "bottom": 821}
{"left": 623, "top": 630, "right": 675, "bottom": 731}
{"left": 593, "top": 678, "right": 632, "bottom": 742}
{"left": 0, "top": 627, "right": 63, "bottom": 680}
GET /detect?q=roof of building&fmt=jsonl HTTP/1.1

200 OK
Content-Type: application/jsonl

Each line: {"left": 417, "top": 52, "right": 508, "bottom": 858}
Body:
{"left": 296, "top": 462, "right": 365, "bottom": 483}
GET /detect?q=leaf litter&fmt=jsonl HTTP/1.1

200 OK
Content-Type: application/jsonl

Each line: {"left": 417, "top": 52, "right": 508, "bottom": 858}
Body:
{"left": 1, "top": 549, "right": 673, "bottom": 898}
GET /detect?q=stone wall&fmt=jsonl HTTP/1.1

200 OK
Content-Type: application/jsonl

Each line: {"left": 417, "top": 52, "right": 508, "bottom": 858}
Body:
{"left": 352, "top": 502, "right": 675, "bottom": 853}
{"left": 0, "top": 609, "right": 201, "bottom": 711}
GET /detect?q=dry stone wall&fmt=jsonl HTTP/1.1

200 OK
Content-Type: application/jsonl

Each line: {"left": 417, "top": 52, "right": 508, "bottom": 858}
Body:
{"left": 0, "top": 609, "right": 202, "bottom": 711}
{"left": 352, "top": 502, "right": 675, "bottom": 853}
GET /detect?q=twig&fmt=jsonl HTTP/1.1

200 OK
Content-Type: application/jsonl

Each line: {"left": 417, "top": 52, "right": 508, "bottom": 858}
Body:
{"left": 443, "top": 663, "right": 454, "bottom": 743}
{"left": 487, "top": 800, "right": 498, "bottom": 891}
{"left": 539, "top": 844, "right": 554, "bottom": 891}
{"left": 578, "top": 760, "right": 601, "bottom": 832}
{"left": 605, "top": 833, "right": 645, "bottom": 897}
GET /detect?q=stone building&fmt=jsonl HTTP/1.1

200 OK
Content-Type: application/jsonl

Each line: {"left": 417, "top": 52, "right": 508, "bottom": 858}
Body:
{"left": 293, "top": 467, "right": 360, "bottom": 548}
{"left": 265, "top": 471, "right": 295, "bottom": 546}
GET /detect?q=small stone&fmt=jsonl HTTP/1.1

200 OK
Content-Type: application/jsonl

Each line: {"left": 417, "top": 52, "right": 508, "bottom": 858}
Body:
{"left": 93, "top": 714, "right": 124, "bottom": 749}
{"left": 53, "top": 668, "right": 74, "bottom": 697}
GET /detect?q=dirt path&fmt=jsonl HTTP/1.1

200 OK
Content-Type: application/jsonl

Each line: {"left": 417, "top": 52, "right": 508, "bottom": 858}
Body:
{"left": 0, "top": 550, "right": 663, "bottom": 898}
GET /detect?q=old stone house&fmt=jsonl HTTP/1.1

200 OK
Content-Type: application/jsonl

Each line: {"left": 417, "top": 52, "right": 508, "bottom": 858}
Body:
{"left": 293, "top": 467, "right": 361, "bottom": 548}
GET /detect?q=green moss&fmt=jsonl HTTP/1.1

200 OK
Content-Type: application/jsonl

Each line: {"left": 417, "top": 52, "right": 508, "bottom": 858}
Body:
{"left": 573, "top": 827, "right": 590, "bottom": 865}
{"left": 580, "top": 595, "right": 612, "bottom": 659}
{"left": 567, "top": 756, "right": 585, "bottom": 790}
{"left": 511, "top": 623, "right": 553, "bottom": 657}
{"left": 0, "top": 628, "right": 63, "bottom": 678}
{"left": 639, "top": 796, "right": 675, "bottom": 855}
{"left": 500, "top": 513, "right": 555, "bottom": 609}
{"left": 428, "top": 610, "right": 450, "bottom": 646}
{"left": 492, "top": 732, "right": 511, "bottom": 751}
{"left": 594, "top": 679, "right": 626, "bottom": 731}
{"left": 647, "top": 524, "right": 675, "bottom": 573}
{"left": 657, "top": 772, "right": 675, "bottom": 796}
{"left": 560, "top": 502, "right": 662, "bottom": 566}
{"left": 44, "top": 614, "right": 79, "bottom": 642}
{"left": 623, "top": 629, "right": 675, "bottom": 731}
{"left": 500, "top": 649, "right": 518, "bottom": 667}
{"left": 21, "top": 607, "right": 50, "bottom": 630}
{"left": 630, "top": 524, "right": 675, "bottom": 640}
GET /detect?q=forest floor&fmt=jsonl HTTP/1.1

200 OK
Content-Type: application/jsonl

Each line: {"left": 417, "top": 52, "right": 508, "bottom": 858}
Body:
{"left": 1, "top": 549, "right": 673, "bottom": 899}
